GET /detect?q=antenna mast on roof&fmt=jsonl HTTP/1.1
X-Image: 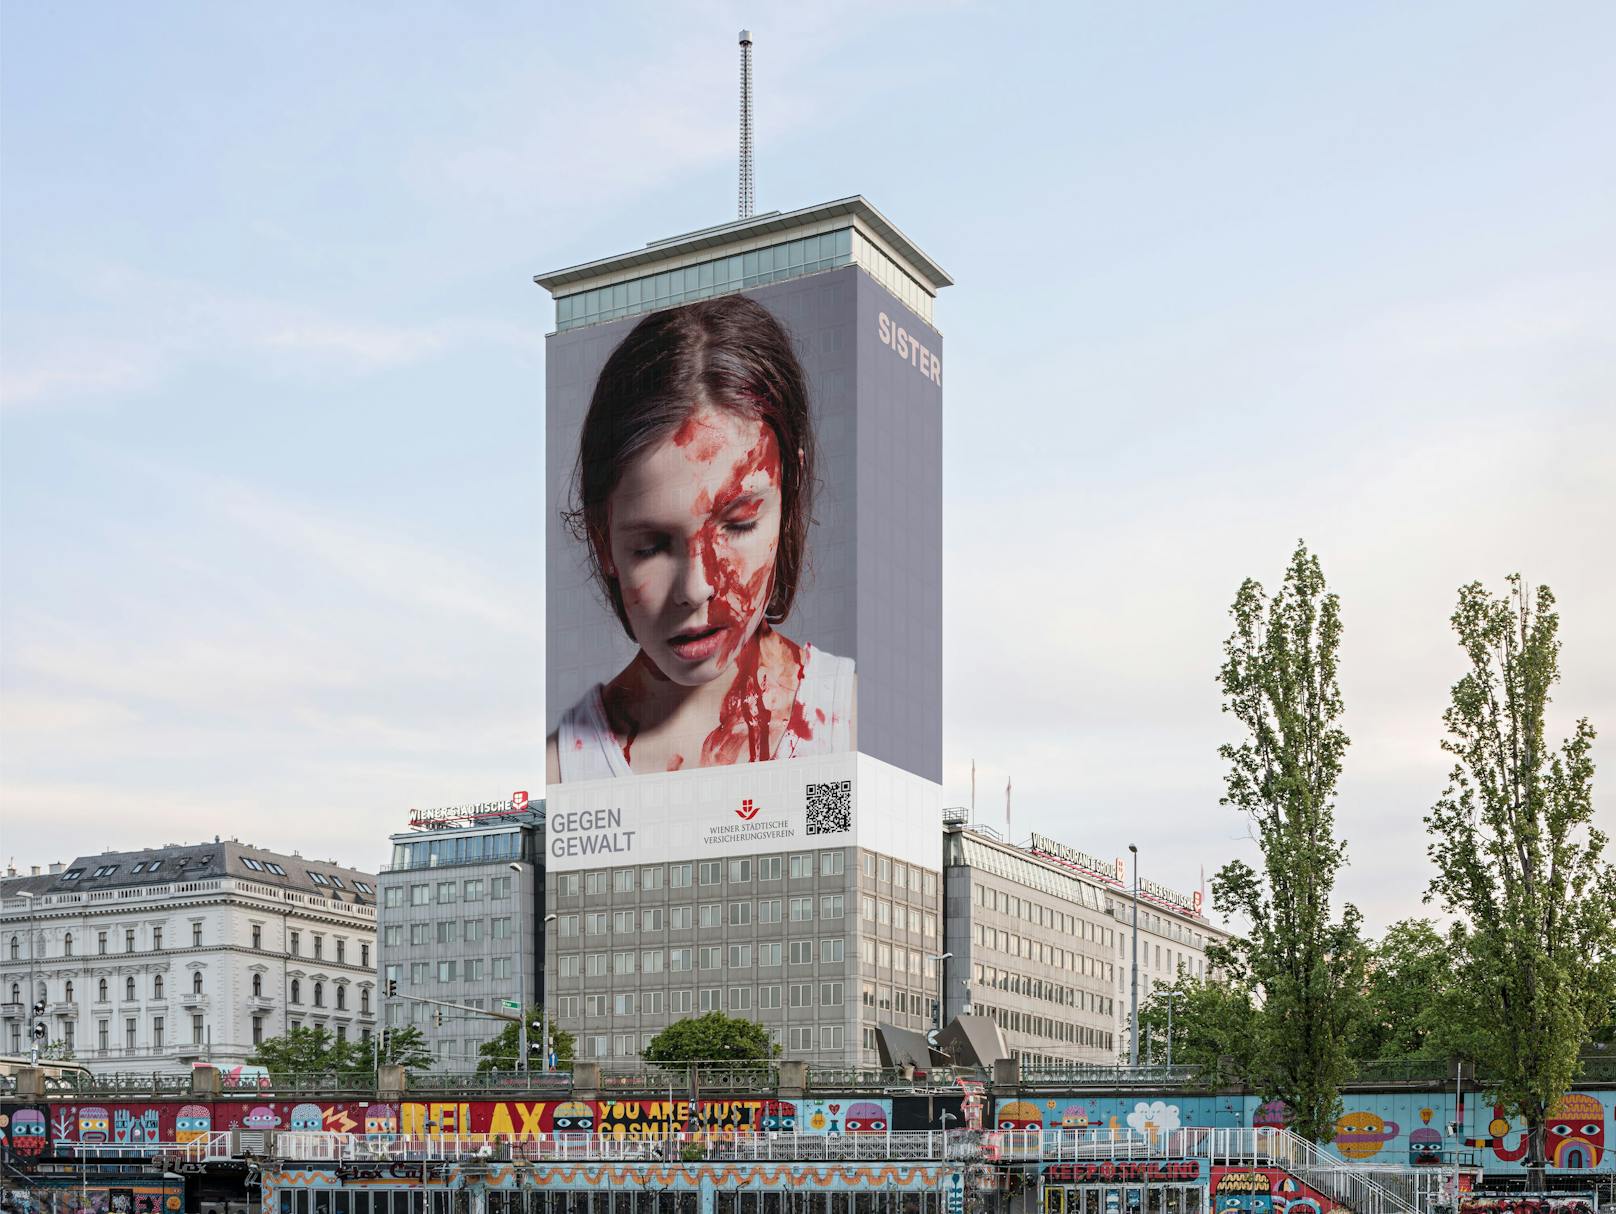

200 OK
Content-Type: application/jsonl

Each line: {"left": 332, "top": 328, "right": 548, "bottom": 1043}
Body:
{"left": 738, "top": 29, "right": 755, "bottom": 219}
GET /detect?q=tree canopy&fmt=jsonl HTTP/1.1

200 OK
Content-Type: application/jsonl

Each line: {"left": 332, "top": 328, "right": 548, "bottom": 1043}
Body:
{"left": 643, "top": 1012, "right": 778, "bottom": 1067}
{"left": 476, "top": 1008, "right": 575, "bottom": 1073}
{"left": 1425, "top": 576, "right": 1616, "bottom": 1180}
{"left": 249, "top": 1024, "right": 430, "bottom": 1078}
{"left": 1137, "top": 974, "right": 1258, "bottom": 1078}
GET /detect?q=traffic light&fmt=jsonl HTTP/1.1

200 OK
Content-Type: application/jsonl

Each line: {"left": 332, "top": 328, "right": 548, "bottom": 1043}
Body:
{"left": 385, "top": 979, "right": 397, "bottom": 998}
{"left": 31, "top": 998, "right": 46, "bottom": 1043}
{"left": 380, "top": 1028, "right": 393, "bottom": 1056}
{"left": 32, "top": 1021, "right": 48, "bottom": 1040}
{"left": 434, "top": 1009, "right": 444, "bottom": 1028}
{"left": 31, "top": 999, "right": 46, "bottom": 1016}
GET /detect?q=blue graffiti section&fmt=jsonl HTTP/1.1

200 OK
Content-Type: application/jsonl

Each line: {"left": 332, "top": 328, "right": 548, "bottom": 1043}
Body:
{"left": 983, "top": 1092, "right": 1610, "bottom": 1173}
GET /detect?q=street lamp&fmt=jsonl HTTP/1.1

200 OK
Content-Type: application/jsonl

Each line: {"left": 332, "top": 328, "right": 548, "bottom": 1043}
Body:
{"left": 929, "top": 952, "right": 953, "bottom": 1035}
{"left": 508, "top": 863, "right": 528, "bottom": 1072}
{"left": 1162, "top": 990, "right": 1182, "bottom": 1070}
{"left": 17, "top": 892, "right": 39, "bottom": 1066}
{"left": 540, "top": 912, "right": 558, "bottom": 1071}
{"left": 1128, "top": 844, "right": 1139, "bottom": 1068}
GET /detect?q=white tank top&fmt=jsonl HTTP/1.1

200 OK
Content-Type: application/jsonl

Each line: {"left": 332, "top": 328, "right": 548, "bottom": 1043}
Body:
{"left": 556, "top": 647, "right": 855, "bottom": 782}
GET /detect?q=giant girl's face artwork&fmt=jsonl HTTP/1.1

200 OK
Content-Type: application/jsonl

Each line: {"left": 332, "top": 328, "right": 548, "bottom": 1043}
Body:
{"left": 605, "top": 406, "right": 783, "bottom": 689}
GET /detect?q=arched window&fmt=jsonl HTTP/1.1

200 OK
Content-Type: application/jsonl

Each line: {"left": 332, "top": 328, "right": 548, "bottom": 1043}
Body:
{"left": 153, "top": 976, "right": 164, "bottom": 999}
{"left": 360, "top": 986, "right": 371, "bottom": 1014}
{"left": 8, "top": 982, "right": 18, "bottom": 1003}
{"left": 125, "top": 976, "right": 136, "bottom": 1001}
{"left": 192, "top": 972, "right": 203, "bottom": 995}
{"left": 252, "top": 974, "right": 263, "bottom": 997}
{"left": 8, "top": 936, "right": 17, "bottom": 961}
{"left": 335, "top": 985, "right": 346, "bottom": 1010}
{"left": 63, "top": 933, "right": 73, "bottom": 957}
{"left": 313, "top": 982, "right": 324, "bottom": 1007}
{"left": 98, "top": 978, "right": 108, "bottom": 1002}
{"left": 290, "top": 979, "right": 301, "bottom": 1004}
{"left": 64, "top": 980, "right": 74, "bottom": 1003}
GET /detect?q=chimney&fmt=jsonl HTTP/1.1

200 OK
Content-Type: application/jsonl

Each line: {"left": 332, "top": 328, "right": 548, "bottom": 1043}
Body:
{"left": 48, "top": 863, "right": 63, "bottom": 874}
{"left": 31, "top": 866, "right": 41, "bottom": 876}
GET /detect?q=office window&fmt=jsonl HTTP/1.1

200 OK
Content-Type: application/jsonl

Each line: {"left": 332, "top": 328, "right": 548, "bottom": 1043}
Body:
{"left": 729, "top": 944, "right": 753, "bottom": 968}
{"left": 97, "top": 930, "right": 108, "bottom": 954}
{"left": 879, "top": 857, "right": 892, "bottom": 883}
{"left": 670, "top": 948, "right": 693, "bottom": 972}
{"left": 440, "top": 921, "right": 461, "bottom": 944}
{"left": 877, "top": 901, "right": 890, "bottom": 926}
{"left": 410, "top": 963, "right": 428, "bottom": 984}
{"left": 821, "top": 852, "right": 845, "bottom": 876}
{"left": 559, "top": 955, "right": 580, "bottom": 978}
{"left": 586, "top": 912, "right": 607, "bottom": 935}
{"left": 759, "top": 899, "right": 783, "bottom": 923}
{"left": 586, "top": 954, "right": 607, "bottom": 977}
{"left": 789, "top": 897, "right": 814, "bottom": 922}
{"left": 612, "top": 870, "right": 636, "bottom": 893}
{"left": 464, "top": 918, "right": 484, "bottom": 942}
{"left": 125, "top": 929, "right": 136, "bottom": 952}
{"left": 126, "top": 976, "right": 137, "bottom": 1000}
{"left": 821, "top": 939, "right": 845, "bottom": 963}
{"left": 642, "top": 949, "right": 664, "bottom": 974}
{"left": 335, "top": 985, "right": 348, "bottom": 1010}
{"left": 670, "top": 990, "right": 693, "bottom": 1014}
{"left": 641, "top": 907, "right": 663, "bottom": 931}
{"left": 613, "top": 951, "right": 635, "bottom": 975}
{"left": 788, "top": 941, "right": 814, "bottom": 965}
{"left": 98, "top": 977, "right": 108, "bottom": 1002}
{"left": 789, "top": 854, "right": 813, "bottom": 879}
{"left": 153, "top": 976, "right": 165, "bottom": 999}
{"left": 410, "top": 924, "right": 430, "bottom": 946}
{"left": 98, "top": 1020, "right": 109, "bottom": 1051}
{"left": 585, "top": 872, "right": 607, "bottom": 895}
{"left": 644, "top": 991, "right": 664, "bottom": 1014}
{"left": 820, "top": 981, "right": 844, "bottom": 1007}
{"left": 758, "top": 984, "right": 781, "bottom": 1009}
{"left": 862, "top": 896, "right": 876, "bottom": 922}
{"left": 463, "top": 880, "right": 485, "bottom": 901}
{"left": 728, "top": 859, "right": 751, "bottom": 884}
{"left": 557, "top": 873, "right": 581, "bottom": 896}
{"left": 699, "top": 903, "right": 722, "bottom": 928}
{"left": 464, "top": 959, "right": 484, "bottom": 981}
{"left": 191, "top": 971, "right": 203, "bottom": 995}
{"left": 641, "top": 866, "right": 663, "bottom": 890}
{"left": 313, "top": 982, "right": 325, "bottom": 1006}
{"left": 821, "top": 1024, "right": 844, "bottom": 1050}
{"left": 493, "top": 957, "right": 512, "bottom": 980}
{"left": 558, "top": 995, "right": 580, "bottom": 1019}
{"left": 437, "top": 961, "right": 456, "bottom": 982}
{"left": 758, "top": 942, "right": 783, "bottom": 967}
{"left": 698, "top": 861, "right": 722, "bottom": 886}
{"left": 410, "top": 884, "right": 430, "bottom": 906}
{"left": 585, "top": 994, "right": 608, "bottom": 1017}
{"left": 758, "top": 857, "right": 783, "bottom": 881}
{"left": 861, "top": 939, "right": 876, "bottom": 964}
{"left": 669, "top": 906, "right": 693, "bottom": 930}
{"left": 699, "top": 988, "right": 722, "bottom": 1012}
{"left": 862, "top": 854, "right": 876, "bottom": 878}
{"left": 385, "top": 886, "right": 404, "bottom": 909}
{"left": 613, "top": 993, "right": 637, "bottom": 1015}
{"left": 699, "top": 946, "right": 722, "bottom": 970}
{"left": 611, "top": 911, "right": 634, "bottom": 934}
{"left": 124, "top": 1018, "right": 138, "bottom": 1049}
{"left": 493, "top": 916, "right": 513, "bottom": 939}
{"left": 670, "top": 864, "right": 692, "bottom": 889}
{"left": 729, "top": 902, "right": 751, "bottom": 926}
{"left": 490, "top": 875, "right": 512, "bottom": 899}
{"left": 788, "top": 1025, "right": 814, "bottom": 1051}
{"left": 820, "top": 894, "right": 844, "bottom": 920}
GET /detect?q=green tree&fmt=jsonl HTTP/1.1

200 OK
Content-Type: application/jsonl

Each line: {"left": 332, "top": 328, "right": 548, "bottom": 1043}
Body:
{"left": 475, "top": 1008, "right": 575, "bottom": 1073}
{"left": 1137, "top": 974, "right": 1258, "bottom": 1078}
{"left": 1350, "top": 919, "right": 1456, "bottom": 1063}
{"left": 1425, "top": 577, "right": 1616, "bottom": 1184}
{"left": 1210, "top": 541, "right": 1367, "bottom": 1143}
{"left": 643, "top": 1012, "right": 779, "bottom": 1067}
{"left": 379, "top": 1025, "right": 434, "bottom": 1072}
{"left": 250, "top": 1025, "right": 354, "bottom": 1075}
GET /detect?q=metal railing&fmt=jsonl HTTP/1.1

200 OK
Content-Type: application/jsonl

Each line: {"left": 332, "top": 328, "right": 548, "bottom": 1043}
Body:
{"left": 273, "top": 1130, "right": 958, "bottom": 1163}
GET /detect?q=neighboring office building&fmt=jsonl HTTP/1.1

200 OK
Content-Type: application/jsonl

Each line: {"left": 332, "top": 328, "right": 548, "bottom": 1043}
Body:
{"left": 377, "top": 801, "right": 545, "bottom": 1068}
{"left": 942, "top": 816, "right": 1123, "bottom": 1066}
{"left": 0, "top": 843, "right": 378, "bottom": 1074}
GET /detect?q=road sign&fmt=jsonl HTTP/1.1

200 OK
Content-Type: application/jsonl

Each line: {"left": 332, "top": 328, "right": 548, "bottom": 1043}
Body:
{"left": 501, "top": 999, "right": 521, "bottom": 1011}
{"left": 927, "top": 1029, "right": 941, "bottom": 1047}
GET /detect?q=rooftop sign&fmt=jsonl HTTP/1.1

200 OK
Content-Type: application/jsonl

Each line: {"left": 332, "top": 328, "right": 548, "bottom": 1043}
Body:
{"left": 409, "top": 792, "right": 529, "bottom": 829}
{"left": 1139, "top": 876, "right": 1204, "bottom": 917}
{"left": 1028, "top": 832, "right": 1124, "bottom": 885}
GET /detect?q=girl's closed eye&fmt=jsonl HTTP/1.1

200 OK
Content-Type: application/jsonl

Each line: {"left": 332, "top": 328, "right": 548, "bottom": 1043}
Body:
{"left": 629, "top": 534, "right": 668, "bottom": 559}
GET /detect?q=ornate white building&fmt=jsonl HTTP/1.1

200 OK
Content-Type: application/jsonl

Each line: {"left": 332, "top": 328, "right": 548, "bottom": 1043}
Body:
{"left": 1, "top": 841, "right": 378, "bottom": 1074}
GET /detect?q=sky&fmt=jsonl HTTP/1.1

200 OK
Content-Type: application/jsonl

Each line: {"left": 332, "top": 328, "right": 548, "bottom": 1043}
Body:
{"left": 2, "top": 2, "right": 1612, "bottom": 936}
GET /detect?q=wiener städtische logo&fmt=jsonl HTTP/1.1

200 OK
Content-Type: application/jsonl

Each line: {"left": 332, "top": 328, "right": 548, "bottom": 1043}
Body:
{"left": 737, "top": 798, "right": 760, "bottom": 821}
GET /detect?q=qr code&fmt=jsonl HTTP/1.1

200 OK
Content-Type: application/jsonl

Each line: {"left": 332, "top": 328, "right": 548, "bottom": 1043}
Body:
{"left": 806, "top": 780, "right": 852, "bottom": 835}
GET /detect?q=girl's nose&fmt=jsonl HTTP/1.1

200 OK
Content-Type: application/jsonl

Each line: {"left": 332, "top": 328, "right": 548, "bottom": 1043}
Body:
{"left": 673, "top": 541, "right": 715, "bottom": 609}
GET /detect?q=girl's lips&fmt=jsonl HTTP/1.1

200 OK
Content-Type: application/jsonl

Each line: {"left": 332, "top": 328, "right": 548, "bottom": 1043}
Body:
{"left": 667, "top": 625, "right": 727, "bottom": 662}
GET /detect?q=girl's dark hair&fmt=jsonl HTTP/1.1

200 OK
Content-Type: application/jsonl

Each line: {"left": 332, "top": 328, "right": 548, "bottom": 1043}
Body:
{"left": 566, "top": 295, "right": 816, "bottom": 637}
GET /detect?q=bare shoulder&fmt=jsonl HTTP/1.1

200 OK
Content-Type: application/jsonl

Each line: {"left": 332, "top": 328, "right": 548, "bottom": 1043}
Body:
{"left": 545, "top": 731, "right": 561, "bottom": 784}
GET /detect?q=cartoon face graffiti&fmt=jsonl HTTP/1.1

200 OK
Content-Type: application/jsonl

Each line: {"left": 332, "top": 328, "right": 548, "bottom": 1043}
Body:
{"left": 78, "top": 1106, "right": 111, "bottom": 1144}
{"left": 364, "top": 1106, "right": 399, "bottom": 1136}
{"left": 1253, "top": 1101, "right": 1289, "bottom": 1129}
{"left": 174, "top": 1106, "right": 211, "bottom": 1145}
{"left": 1334, "top": 1111, "right": 1400, "bottom": 1160}
{"left": 241, "top": 1106, "right": 281, "bottom": 1130}
{"left": 843, "top": 1102, "right": 890, "bottom": 1133}
{"left": 1058, "top": 1105, "right": 1091, "bottom": 1130}
{"left": 996, "top": 1100, "right": 1042, "bottom": 1131}
{"left": 761, "top": 1102, "right": 796, "bottom": 1132}
{"left": 1546, "top": 1093, "right": 1604, "bottom": 1169}
{"left": 10, "top": 1108, "right": 48, "bottom": 1157}
{"left": 288, "top": 1104, "right": 323, "bottom": 1132}
{"left": 551, "top": 1102, "right": 595, "bottom": 1134}
{"left": 1216, "top": 1172, "right": 1274, "bottom": 1214}
{"left": 1409, "top": 1127, "right": 1444, "bottom": 1166}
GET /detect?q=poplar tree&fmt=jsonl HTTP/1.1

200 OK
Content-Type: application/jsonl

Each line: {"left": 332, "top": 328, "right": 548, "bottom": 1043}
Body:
{"left": 1210, "top": 542, "right": 1365, "bottom": 1143}
{"left": 1425, "top": 577, "right": 1616, "bottom": 1185}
